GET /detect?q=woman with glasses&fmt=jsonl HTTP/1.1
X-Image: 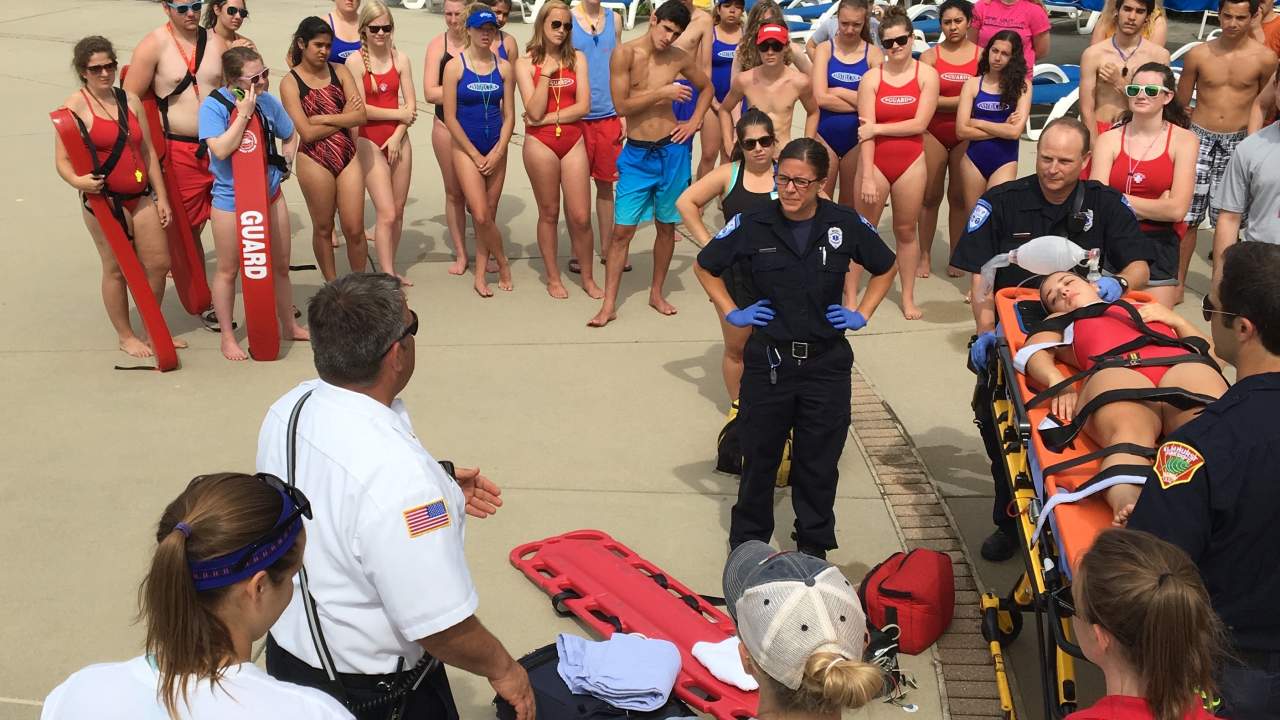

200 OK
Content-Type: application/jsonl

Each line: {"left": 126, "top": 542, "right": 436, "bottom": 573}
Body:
{"left": 443, "top": 6, "right": 516, "bottom": 298}
{"left": 55, "top": 36, "right": 179, "bottom": 360}
{"left": 735, "top": 0, "right": 812, "bottom": 75}
{"left": 854, "top": 5, "right": 939, "bottom": 319}
{"left": 1089, "top": 62, "right": 1197, "bottom": 308}
{"left": 199, "top": 46, "right": 308, "bottom": 361}
{"left": 347, "top": 0, "right": 417, "bottom": 286}
{"left": 694, "top": 138, "right": 897, "bottom": 558}
{"left": 678, "top": 109, "right": 779, "bottom": 409}
{"left": 955, "top": 31, "right": 1031, "bottom": 225}
{"left": 1025, "top": 271, "right": 1227, "bottom": 525}
{"left": 41, "top": 472, "right": 352, "bottom": 720}
{"left": 202, "top": 0, "right": 255, "bottom": 49}
{"left": 516, "top": 1, "right": 601, "bottom": 299}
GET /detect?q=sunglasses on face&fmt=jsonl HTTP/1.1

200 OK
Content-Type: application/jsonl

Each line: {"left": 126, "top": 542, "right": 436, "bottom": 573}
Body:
{"left": 548, "top": 19, "right": 568, "bottom": 29}
{"left": 1202, "top": 295, "right": 1241, "bottom": 324}
{"left": 1124, "top": 84, "right": 1166, "bottom": 97}
{"left": 230, "top": 473, "right": 313, "bottom": 573}
{"left": 759, "top": 40, "right": 785, "bottom": 53}
{"left": 85, "top": 61, "right": 119, "bottom": 75}
{"left": 167, "top": 1, "right": 203, "bottom": 14}
{"left": 739, "top": 135, "right": 776, "bottom": 151}
{"left": 380, "top": 309, "right": 419, "bottom": 356}
{"left": 882, "top": 34, "right": 911, "bottom": 48}
{"left": 224, "top": 5, "right": 249, "bottom": 18}
{"left": 243, "top": 67, "right": 270, "bottom": 84}
{"left": 368, "top": 23, "right": 394, "bottom": 34}
{"left": 776, "top": 173, "right": 817, "bottom": 190}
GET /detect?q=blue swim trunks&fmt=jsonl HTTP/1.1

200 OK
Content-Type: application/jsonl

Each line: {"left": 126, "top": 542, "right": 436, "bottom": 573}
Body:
{"left": 614, "top": 138, "right": 692, "bottom": 227}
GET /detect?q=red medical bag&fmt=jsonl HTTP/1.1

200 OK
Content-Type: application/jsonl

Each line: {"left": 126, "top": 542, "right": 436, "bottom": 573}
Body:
{"left": 858, "top": 549, "right": 954, "bottom": 655}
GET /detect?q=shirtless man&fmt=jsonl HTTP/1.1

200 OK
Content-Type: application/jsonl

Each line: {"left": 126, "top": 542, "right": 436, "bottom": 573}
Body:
{"left": 666, "top": 0, "right": 721, "bottom": 179}
{"left": 588, "top": 1, "right": 712, "bottom": 327}
{"left": 125, "top": 1, "right": 226, "bottom": 320}
{"left": 717, "top": 24, "right": 819, "bottom": 156}
{"left": 1079, "top": 0, "right": 1169, "bottom": 146}
{"left": 1175, "top": 0, "right": 1276, "bottom": 302}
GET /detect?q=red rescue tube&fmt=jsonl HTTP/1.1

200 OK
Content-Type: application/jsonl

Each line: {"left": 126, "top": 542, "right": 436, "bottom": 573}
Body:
{"left": 51, "top": 107, "right": 179, "bottom": 372}
{"left": 231, "top": 107, "right": 280, "bottom": 361}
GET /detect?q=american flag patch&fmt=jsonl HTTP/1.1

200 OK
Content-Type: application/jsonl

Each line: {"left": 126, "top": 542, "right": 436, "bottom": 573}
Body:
{"left": 403, "top": 499, "right": 451, "bottom": 538}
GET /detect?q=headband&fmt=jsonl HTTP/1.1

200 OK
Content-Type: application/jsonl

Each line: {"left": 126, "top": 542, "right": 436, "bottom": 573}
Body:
{"left": 188, "top": 488, "right": 303, "bottom": 591}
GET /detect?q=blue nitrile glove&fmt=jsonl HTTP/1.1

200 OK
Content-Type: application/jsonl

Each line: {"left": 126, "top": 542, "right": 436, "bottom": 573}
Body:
{"left": 825, "top": 305, "right": 867, "bottom": 331}
{"left": 1095, "top": 276, "right": 1123, "bottom": 302}
{"left": 726, "top": 299, "right": 776, "bottom": 328}
{"left": 969, "top": 331, "right": 997, "bottom": 370}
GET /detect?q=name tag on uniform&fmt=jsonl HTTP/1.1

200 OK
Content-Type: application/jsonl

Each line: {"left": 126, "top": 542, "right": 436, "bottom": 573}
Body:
{"left": 1013, "top": 232, "right": 1032, "bottom": 241}
{"left": 757, "top": 247, "right": 778, "bottom": 253}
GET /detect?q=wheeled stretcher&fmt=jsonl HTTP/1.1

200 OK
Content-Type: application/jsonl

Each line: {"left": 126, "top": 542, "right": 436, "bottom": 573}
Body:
{"left": 976, "top": 287, "right": 1219, "bottom": 720}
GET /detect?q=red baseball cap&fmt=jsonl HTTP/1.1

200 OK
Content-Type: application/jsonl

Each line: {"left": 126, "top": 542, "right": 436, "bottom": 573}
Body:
{"left": 756, "top": 23, "right": 789, "bottom": 45}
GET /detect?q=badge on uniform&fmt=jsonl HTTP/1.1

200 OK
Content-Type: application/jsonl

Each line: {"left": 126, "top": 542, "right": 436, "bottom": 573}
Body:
{"left": 967, "top": 199, "right": 992, "bottom": 233}
{"left": 1153, "top": 441, "right": 1205, "bottom": 490}
{"left": 403, "top": 498, "right": 451, "bottom": 538}
{"left": 828, "top": 227, "right": 843, "bottom": 249}
{"left": 714, "top": 213, "right": 741, "bottom": 241}
{"left": 1081, "top": 209, "right": 1095, "bottom": 232}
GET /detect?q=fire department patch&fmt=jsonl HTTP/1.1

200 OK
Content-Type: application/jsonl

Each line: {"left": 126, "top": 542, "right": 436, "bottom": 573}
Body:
{"left": 1153, "top": 441, "right": 1205, "bottom": 490}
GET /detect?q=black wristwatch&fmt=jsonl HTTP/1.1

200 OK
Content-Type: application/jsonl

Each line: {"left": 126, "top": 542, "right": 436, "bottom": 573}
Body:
{"left": 1114, "top": 276, "right": 1129, "bottom": 294}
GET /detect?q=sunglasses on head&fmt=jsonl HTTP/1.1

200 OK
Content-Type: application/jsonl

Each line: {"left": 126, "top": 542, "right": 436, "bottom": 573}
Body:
{"left": 167, "top": 1, "right": 203, "bottom": 14}
{"left": 1123, "top": 83, "right": 1166, "bottom": 97}
{"left": 739, "top": 135, "right": 776, "bottom": 151}
{"left": 230, "top": 473, "right": 313, "bottom": 574}
{"left": 882, "top": 34, "right": 911, "bottom": 48}
{"left": 548, "top": 19, "right": 568, "bottom": 29}
{"left": 85, "top": 61, "right": 119, "bottom": 75}
{"left": 368, "top": 23, "right": 394, "bottom": 34}
{"left": 380, "top": 309, "right": 419, "bottom": 357}
{"left": 1201, "top": 295, "right": 1241, "bottom": 324}
{"left": 224, "top": 5, "right": 248, "bottom": 18}
{"left": 759, "top": 40, "right": 785, "bottom": 53}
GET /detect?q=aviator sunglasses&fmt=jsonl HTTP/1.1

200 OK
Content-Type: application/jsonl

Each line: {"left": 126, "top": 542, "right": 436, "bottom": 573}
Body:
{"left": 882, "top": 33, "right": 912, "bottom": 48}
{"left": 1124, "top": 84, "right": 1167, "bottom": 97}
{"left": 167, "top": 1, "right": 204, "bottom": 14}
{"left": 547, "top": 19, "right": 569, "bottom": 30}
{"left": 739, "top": 135, "right": 776, "bottom": 151}
{"left": 1201, "top": 295, "right": 1241, "bottom": 324}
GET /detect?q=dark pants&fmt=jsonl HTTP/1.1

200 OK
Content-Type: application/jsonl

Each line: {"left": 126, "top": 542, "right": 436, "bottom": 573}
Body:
{"left": 731, "top": 334, "right": 852, "bottom": 550}
{"left": 973, "top": 365, "right": 1016, "bottom": 532}
{"left": 1219, "top": 652, "right": 1280, "bottom": 719}
{"left": 266, "top": 635, "right": 460, "bottom": 720}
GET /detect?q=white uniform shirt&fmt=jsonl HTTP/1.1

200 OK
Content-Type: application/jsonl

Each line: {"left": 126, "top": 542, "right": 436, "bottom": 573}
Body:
{"left": 41, "top": 655, "right": 352, "bottom": 720}
{"left": 257, "top": 380, "right": 478, "bottom": 675}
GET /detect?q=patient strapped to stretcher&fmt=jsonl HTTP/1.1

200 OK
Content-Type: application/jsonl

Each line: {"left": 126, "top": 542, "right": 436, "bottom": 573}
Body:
{"left": 1018, "top": 272, "right": 1228, "bottom": 526}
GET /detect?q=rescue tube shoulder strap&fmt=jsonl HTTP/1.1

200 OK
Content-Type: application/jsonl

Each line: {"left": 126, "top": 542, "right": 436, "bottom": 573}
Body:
{"left": 160, "top": 27, "right": 207, "bottom": 107}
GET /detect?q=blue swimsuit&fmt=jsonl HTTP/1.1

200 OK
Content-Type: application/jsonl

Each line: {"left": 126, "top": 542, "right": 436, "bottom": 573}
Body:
{"left": 711, "top": 28, "right": 738, "bottom": 103}
{"left": 964, "top": 85, "right": 1019, "bottom": 180}
{"left": 456, "top": 54, "right": 504, "bottom": 155}
{"left": 816, "top": 40, "right": 869, "bottom": 158}
{"left": 327, "top": 14, "right": 362, "bottom": 63}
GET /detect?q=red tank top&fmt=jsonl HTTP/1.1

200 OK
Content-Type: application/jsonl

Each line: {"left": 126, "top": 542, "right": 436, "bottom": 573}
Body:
{"left": 359, "top": 58, "right": 400, "bottom": 140}
{"left": 1071, "top": 305, "right": 1185, "bottom": 371}
{"left": 533, "top": 65, "right": 578, "bottom": 116}
{"left": 1107, "top": 123, "right": 1182, "bottom": 234}
{"left": 933, "top": 47, "right": 979, "bottom": 111}
{"left": 875, "top": 62, "right": 922, "bottom": 127}
{"left": 80, "top": 90, "right": 147, "bottom": 196}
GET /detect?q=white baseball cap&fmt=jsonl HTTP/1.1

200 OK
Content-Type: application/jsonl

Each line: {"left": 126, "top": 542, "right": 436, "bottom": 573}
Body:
{"left": 722, "top": 541, "right": 869, "bottom": 690}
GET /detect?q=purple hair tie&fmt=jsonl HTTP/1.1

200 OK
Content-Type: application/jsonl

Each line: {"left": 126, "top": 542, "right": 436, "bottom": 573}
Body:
{"left": 175, "top": 522, "right": 193, "bottom": 538}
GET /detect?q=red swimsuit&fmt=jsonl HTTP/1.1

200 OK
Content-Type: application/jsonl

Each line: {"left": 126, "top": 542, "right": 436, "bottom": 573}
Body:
{"left": 359, "top": 57, "right": 402, "bottom": 156}
{"left": 1107, "top": 123, "right": 1186, "bottom": 237}
{"left": 80, "top": 89, "right": 149, "bottom": 213}
{"left": 1071, "top": 305, "right": 1187, "bottom": 385}
{"left": 525, "top": 65, "right": 584, "bottom": 159}
{"left": 873, "top": 63, "right": 925, "bottom": 184}
{"left": 927, "top": 47, "right": 979, "bottom": 150}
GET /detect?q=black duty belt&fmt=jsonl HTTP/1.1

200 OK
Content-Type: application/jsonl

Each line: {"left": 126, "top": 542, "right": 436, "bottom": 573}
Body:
{"left": 758, "top": 335, "right": 841, "bottom": 360}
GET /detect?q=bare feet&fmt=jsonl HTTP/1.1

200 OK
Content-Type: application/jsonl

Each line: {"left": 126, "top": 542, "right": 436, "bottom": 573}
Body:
{"left": 547, "top": 280, "right": 569, "bottom": 299}
{"left": 448, "top": 257, "right": 468, "bottom": 276}
{"left": 221, "top": 335, "right": 249, "bottom": 361}
{"left": 1106, "top": 484, "right": 1143, "bottom": 527}
{"left": 497, "top": 264, "right": 514, "bottom": 291}
{"left": 587, "top": 307, "right": 617, "bottom": 327}
{"left": 582, "top": 280, "right": 604, "bottom": 299}
{"left": 916, "top": 254, "right": 931, "bottom": 278}
{"left": 474, "top": 279, "right": 494, "bottom": 298}
{"left": 157, "top": 337, "right": 191, "bottom": 349}
{"left": 947, "top": 265, "right": 964, "bottom": 278}
{"left": 486, "top": 256, "right": 499, "bottom": 274}
{"left": 286, "top": 325, "right": 310, "bottom": 341}
{"left": 120, "top": 336, "right": 154, "bottom": 358}
{"left": 649, "top": 293, "right": 678, "bottom": 316}
{"left": 902, "top": 302, "right": 923, "bottom": 320}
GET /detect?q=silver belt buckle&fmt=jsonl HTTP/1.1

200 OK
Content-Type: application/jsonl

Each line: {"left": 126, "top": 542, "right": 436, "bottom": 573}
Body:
{"left": 791, "top": 342, "right": 809, "bottom": 359}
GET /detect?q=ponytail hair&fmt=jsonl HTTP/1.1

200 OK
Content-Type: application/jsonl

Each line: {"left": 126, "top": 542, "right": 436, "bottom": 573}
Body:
{"left": 877, "top": 3, "right": 914, "bottom": 39}
{"left": 1076, "top": 529, "right": 1226, "bottom": 720}
{"left": 760, "top": 652, "right": 884, "bottom": 714}
{"left": 290, "top": 16, "right": 333, "bottom": 67}
{"left": 730, "top": 107, "right": 776, "bottom": 163}
{"left": 221, "top": 46, "right": 262, "bottom": 86}
{"left": 138, "top": 473, "right": 304, "bottom": 720}
{"left": 1120, "top": 61, "right": 1190, "bottom": 128}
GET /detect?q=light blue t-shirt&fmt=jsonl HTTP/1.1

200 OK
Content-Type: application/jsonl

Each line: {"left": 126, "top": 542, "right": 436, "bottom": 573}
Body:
{"left": 198, "top": 88, "right": 295, "bottom": 213}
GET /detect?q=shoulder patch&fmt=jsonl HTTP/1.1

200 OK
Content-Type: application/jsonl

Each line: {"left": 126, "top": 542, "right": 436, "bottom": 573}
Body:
{"left": 714, "top": 213, "right": 741, "bottom": 241}
{"left": 403, "top": 498, "right": 451, "bottom": 538}
{"left": 966, "top": 199, "right": 993, "bottom": 233}
{"left": 1119, "top": 193, "right": 1137, "bottom": 217}
{"left": 1153, "top": 441, "right": 1205, "bottom": 490}
{"left": 858, "top": 212, "right": 877, "bottom": 233}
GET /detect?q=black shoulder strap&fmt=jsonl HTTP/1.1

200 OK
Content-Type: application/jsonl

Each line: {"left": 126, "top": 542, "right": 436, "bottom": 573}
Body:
{"left": 328, "top": 62, "right": 341, "bottom": 86}
{"left": 194, "top": 26, "right": 208, "bottom": 72}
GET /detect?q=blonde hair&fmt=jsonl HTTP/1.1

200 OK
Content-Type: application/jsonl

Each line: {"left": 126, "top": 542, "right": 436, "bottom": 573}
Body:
{"left": 357, "top": 0, "right": 394, "bottom": 75}
{"left": 758, "top": 652, "right": 884, "bottom": 714}
{"left": 736, "top": 0, "right": 794, "bottom": 70}
{"left": 463, "top": 2, "right": 497, "bottom": 47}
{"left": 526, "top": 0, "right": 576, "bottom": 69}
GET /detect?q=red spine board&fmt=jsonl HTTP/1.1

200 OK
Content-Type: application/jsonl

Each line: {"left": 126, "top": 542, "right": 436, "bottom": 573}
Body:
{"left": 121, "top": 64, "right": 212, "bottom": 315}
{"left": 231, "top": 107, "right": 280, "bottom": 361}
{"left": 50, "top": 107, "right": 179, "bottom": 372}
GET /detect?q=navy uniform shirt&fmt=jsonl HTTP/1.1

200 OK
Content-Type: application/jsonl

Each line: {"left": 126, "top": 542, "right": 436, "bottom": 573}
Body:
{"left": 1128, "top": 372, "right": 1280, "bottom": 654}
{"left": 949, "top": 177, "right": 1152, "bottom": 291}
{"left": 697, "top": 199, "right": 896, "bottom": 344}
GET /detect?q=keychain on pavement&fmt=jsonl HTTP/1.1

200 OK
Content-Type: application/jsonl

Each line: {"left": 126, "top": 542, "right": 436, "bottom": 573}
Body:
{"left": 768, "top": 347, "right": 782, "bottom": 385}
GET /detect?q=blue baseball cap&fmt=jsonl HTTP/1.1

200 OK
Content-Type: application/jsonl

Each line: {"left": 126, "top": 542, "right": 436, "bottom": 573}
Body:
{"left": 467, "top": 9, "right": 499, "bottom": 28}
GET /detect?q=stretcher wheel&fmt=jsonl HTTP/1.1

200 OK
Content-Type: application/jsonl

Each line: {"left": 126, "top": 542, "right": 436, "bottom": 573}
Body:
{"left": 982, "top": 599, "right": 1023, "bottom": 645}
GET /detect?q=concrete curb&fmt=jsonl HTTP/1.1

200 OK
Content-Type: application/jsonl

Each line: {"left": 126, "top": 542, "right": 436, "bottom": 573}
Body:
{"left": 848, "top": 364, "right": 1012, "bottom": 720}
